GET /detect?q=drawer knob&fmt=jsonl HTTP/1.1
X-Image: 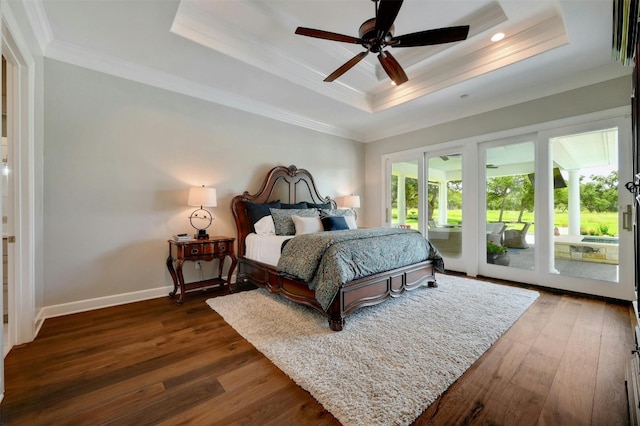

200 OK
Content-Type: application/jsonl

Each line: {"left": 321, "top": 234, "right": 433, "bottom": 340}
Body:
{"left": 191, "top": 248, "right": 199, "bottom": 255}
{"left": 219, "top": 243, "right": 226, "bottom": 251}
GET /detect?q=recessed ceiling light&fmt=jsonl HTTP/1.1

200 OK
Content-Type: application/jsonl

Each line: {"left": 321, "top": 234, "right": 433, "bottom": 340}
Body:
{"left": 491, "top": 32, "right": 505, "bottom": 42}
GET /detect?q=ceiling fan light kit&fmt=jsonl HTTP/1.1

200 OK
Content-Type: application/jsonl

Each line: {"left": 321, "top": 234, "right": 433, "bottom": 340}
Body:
{"left": 294, "top": 0, "right": 470, "bottom": 86}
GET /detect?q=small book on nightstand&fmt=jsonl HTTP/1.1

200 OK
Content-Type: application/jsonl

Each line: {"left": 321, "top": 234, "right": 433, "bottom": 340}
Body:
{"left": 173, "top": 234, "right": 195, "bottom": 242}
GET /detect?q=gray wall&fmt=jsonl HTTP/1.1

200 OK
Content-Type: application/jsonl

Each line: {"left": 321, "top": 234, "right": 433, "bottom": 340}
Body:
{"left": 43, "top": 59, "right": 364, "bottom": 306}
{"left": 362, "top": 76, "right": 632, "bottom": 226}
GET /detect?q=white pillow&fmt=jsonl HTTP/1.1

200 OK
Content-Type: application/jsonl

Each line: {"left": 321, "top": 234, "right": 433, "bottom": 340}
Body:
{"left": 292, "top": 215, "right": 323, "bottom": 235}
{"left": 344, "top": 215, "right": 357, "bottom": 230}
{"left": 254, "top": 215, "right": 276, "bottom": 235}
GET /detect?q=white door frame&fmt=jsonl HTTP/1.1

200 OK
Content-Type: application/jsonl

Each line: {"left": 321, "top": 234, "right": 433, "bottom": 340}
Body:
{"left": 1, "top": 3, "right": 37, "bottom": 352}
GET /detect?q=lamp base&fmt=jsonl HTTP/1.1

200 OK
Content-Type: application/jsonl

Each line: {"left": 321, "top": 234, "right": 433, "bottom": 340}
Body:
{"left": 195, "top": 229, "right": 209, "bottom": 240}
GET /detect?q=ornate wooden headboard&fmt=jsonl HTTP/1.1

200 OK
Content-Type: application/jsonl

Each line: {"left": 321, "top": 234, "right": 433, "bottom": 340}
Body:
{"left": 230, "top": 165, "right": 336, "bottom": 256}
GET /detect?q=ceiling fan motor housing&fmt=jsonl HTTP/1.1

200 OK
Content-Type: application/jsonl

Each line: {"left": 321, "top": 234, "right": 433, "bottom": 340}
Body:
{"left": 359, "top": 18, "right": 394, "bottom": 52}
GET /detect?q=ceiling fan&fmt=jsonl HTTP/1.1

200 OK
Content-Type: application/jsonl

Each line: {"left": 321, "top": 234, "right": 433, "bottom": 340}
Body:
{"left": 294, "top": 0, "right": 470, "bottom": 86}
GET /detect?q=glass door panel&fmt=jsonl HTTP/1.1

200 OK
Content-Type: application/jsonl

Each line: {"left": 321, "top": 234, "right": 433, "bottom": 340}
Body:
{"left": 485, "top": 142, "right": 535, "bottom": 270}
{"left": 390, "top": 160, "right": 419, "bottom": 229}
{"left": 551, "top": 128, "right": 619, "bottom": 282}
{"left": 427, "top": 154, "right": 463, "bottom": 259}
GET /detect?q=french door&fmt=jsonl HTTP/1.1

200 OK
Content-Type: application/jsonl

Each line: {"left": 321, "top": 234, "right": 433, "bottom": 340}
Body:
{"left": 479, "top": 136, "right": 537, "bottom": 278}
{"left": 383, "top": 112, "right": 634, "bottom": 301}
{"left": 385, "top": 147, "right": 472, "bottom": 274}
{"left": 385, "top": 157, "right": 421, "bottom": 230}
{"left": 425, "top": 149, "right": 470, "bottom": 273}
{"left": 540, "top": 120, "right": 634, "bottom": 300}
{"left": 477, "top": 118, "right": 634, "bottom": 300}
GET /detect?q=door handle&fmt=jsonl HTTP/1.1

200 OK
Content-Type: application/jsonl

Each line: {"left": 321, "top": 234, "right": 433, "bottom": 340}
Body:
{"left": 623, "top": 204, "right": 633, "bottom": 231}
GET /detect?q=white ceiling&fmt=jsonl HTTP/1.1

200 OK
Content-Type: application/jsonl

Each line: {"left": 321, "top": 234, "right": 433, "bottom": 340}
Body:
{"left": 25, "top": 0, "right": 631, "bottom": 142}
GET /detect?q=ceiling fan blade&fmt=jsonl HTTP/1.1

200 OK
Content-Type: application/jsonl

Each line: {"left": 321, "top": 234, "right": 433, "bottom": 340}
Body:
{"left": 295, "top": 27, "right": 363, "bottom": 44}
{"left": 389, "top": 25, "right": 470, "bottom": 47}
{"left": 324, "top": 51, "right": 369, "bottom": 82}
{"left": 378, "top": 50, "right": 408, "bottom": 86}
{"left": 375, "top": 0, "right": 403, "bottom": 40}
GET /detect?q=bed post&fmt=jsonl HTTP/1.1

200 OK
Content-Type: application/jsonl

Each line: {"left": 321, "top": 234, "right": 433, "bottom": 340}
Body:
{"left": 327, "top": 309, "right": 345, "bottom": 331}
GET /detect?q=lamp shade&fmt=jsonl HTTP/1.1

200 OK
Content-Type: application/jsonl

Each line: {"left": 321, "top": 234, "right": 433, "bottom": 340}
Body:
{"left": 341, "top": 195, "right": 360, "bottom": 208}
{"left": 188, "top": 186, "right": 217, "bottom": 207}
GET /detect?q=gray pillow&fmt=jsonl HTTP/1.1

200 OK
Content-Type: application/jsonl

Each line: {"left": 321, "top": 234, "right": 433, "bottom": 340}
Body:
{"left": 270, "top": 208, "right": 319, "bottom": 235}
{"left": 320, "top": 208, "right": 354, "bottom": 218}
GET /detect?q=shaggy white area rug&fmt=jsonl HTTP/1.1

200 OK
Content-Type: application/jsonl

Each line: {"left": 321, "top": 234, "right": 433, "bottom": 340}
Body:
{"left": 207, "top": 274, "right": 539, "bottom": 426}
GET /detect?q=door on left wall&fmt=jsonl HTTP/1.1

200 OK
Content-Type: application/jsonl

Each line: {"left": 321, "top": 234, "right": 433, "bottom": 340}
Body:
{"left": 2, "top": 55, "right": 8, "bottom": 356}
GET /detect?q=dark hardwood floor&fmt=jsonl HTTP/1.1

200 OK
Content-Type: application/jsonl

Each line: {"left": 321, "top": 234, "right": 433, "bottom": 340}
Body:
{"left": 0, "top": 277, "right": 634, "bottom": 425}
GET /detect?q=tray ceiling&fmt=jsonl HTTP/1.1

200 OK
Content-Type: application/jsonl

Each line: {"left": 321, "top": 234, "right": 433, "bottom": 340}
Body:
{"left": 25, "top": 0, "right": 631, "bottom": 142}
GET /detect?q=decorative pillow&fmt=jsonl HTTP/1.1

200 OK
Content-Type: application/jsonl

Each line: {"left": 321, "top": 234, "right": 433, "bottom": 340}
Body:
{"left": 270, "top": 208, "right": 319, "bottom": 235}
{"left": 321, "top": 216, "right": 349, "bottom": 231}
{"left": 307, "top": 202, "right": 333, "bottom": 209}
{"left": 280, "top": 202, "right": 308, "bottom": 209}
{"left": 320, "top": 208, "right": 354, "bottom": 217}
{"left": 246, "top": 200, "right": 281, "bottom": 226}
{"left": 320, "top": 208, "right": 357, "bottom": 229}
{"left": 254, "top": 215, "right": 276, "bottom": 235}
{"left": 292, "top": 215, "right": 323, "bottom": 235}
{"left": 344, "top": 215, "right": 357, "bottom": 230}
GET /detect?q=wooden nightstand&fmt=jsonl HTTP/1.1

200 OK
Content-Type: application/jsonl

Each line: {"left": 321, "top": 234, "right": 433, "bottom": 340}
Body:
{"left": 166, "top": 236, "right": 237, "bottom": 304}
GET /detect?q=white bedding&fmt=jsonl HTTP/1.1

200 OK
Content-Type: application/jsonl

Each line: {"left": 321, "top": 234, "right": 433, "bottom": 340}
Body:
{"left": 245, "top": 233, "right": 293, "bottom": 267}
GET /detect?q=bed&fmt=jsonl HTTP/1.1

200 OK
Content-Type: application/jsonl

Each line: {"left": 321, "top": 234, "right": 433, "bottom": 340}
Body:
{"left": 230, "top": 165, "right": 444, "bottom": 331}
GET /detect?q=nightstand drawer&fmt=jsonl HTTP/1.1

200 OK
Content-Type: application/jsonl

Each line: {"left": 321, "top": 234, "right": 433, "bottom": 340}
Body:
{"left": 171, "top": 238, "right": 235, "bottom": 260}
{"left": 184, "top": 243, "right": 213, "bottom": 258}
{"left": 215, "top": 241, "right": 230, "bottom": 254}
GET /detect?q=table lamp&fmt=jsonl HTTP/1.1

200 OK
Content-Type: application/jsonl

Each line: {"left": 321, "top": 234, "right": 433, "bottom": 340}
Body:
{"left": 187, "top": 185, "right": 217, "bottom": 239}
{"left": 340, "top": 194, "right": 360, "bottom": 219}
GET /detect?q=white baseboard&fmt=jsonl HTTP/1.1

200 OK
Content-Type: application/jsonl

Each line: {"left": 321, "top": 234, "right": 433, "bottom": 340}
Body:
{"left": 36, "top": 285, "right": 175, "bottom": 322}
{"left": 33, "top": 272, "right": 238, "bottom": 339}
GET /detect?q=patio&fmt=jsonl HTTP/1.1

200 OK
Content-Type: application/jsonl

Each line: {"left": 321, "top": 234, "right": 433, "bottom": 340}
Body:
{"left": 504, "top": 233, "right": 619, "bottom": 282}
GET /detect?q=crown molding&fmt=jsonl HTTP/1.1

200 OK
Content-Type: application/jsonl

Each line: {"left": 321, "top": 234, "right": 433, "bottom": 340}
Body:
{"left": 45, "top": 40, "right": 362, "bottom": 141}
{"left": 170, "top": 0, "right": 568, "bottom": 117}
{"left": 19, "top": 0, "right": 364, "bottom": 140}
{"left": 372, "top": 13, "right": 568, "bottom": 112}
{"left": 20, "top": 0, "right": 52, "bottom": 55}
{"left": 18, "top": 0, "right": 624, "bottom": 145}
{"left": 171, "top": 0, "right": 372, "bottom": 113}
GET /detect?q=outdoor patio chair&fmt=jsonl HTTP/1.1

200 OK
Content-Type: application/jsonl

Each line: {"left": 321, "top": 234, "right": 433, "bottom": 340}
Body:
{"left": 504, "top": 222, "right": 531, "bottom": 248}
{"left": 486, "top": 222, "right": 506, "bottom": 245}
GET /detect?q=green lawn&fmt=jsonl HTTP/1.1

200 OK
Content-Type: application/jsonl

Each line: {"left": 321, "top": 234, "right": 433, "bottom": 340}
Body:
{"left": 394, "top": 208, "right": 619, "bottom": 236}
